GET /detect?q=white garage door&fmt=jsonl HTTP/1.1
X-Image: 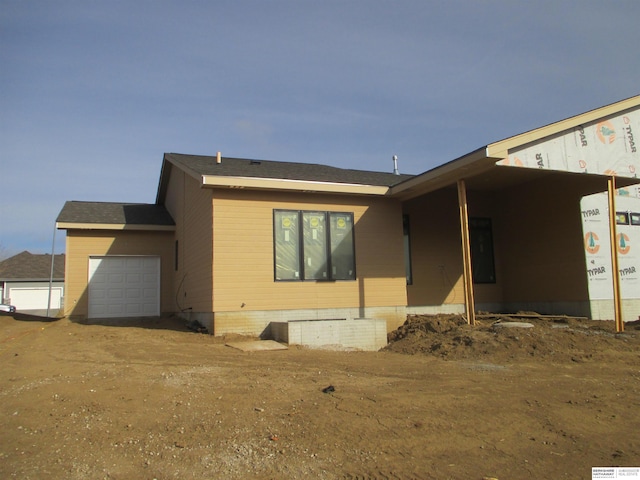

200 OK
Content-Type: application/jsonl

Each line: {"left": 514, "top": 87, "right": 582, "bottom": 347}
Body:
{"left": 9, "top": 287, "right": 62, "bottom": 310}
{"left": 88, "top": 256, "right": 160, "bottom": 319}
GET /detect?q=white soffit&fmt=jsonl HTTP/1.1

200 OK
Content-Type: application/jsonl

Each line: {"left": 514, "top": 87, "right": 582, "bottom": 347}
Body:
{"left": 201, "top": 175, "right": 390, "bottom": 195}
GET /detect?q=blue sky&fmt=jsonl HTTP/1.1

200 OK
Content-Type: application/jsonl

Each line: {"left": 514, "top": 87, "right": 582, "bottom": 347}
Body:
{"left": 1, "top": 0, "right": 639, "bottom": 256}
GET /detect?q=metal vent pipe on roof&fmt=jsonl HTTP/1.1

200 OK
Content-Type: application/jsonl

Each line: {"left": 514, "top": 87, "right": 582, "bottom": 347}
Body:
{"left": 393, "top": 155, "right": 399, "bottom": 175}
{"left": 216, "top": 151, "right": 222, "bottom": 164}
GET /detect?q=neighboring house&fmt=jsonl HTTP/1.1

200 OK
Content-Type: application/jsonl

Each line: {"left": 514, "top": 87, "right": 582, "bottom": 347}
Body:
{"left": 56, "top": 95, "right": 640, "bottom": 341}
{"left": 0, "top": 251, "right": 65, "bottom": 314}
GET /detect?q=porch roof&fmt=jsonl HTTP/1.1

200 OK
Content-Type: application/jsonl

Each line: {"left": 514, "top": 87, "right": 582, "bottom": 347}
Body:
{"left": 390, "top": 95, "right": 640, "bottom": 201}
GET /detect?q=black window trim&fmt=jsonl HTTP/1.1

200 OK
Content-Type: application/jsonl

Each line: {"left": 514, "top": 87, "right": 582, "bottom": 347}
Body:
{"left": 469, "top": 216, "right": 497, "bottom": 284}
{"left": 403, "top": 214, "right": 413, "bottom": 285}
{"left": 273, "top": 209, "right": 356, "bottom": 282}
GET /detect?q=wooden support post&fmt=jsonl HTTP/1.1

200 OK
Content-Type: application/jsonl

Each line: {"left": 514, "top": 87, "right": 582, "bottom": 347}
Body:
{"left": 607, "top": 176, "right": 624, "bottom": 333}
{"left": 457, "top": 179, "right": 476, "bottom": 326}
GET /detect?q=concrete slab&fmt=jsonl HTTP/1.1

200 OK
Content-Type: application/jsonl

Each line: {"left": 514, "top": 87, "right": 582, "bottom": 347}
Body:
{"left": 225, "top": 340, "right": 288, "bottom": 352}
{"left": 492, "top": 321, "right": 534, "bottom": 329}
{"left": 271, "top": 318, "right": 388, "bottom": 351}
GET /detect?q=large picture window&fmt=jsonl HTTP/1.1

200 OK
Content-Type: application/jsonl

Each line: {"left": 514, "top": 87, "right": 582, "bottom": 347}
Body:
{"left": 274, "top": 210, "right": 355, "bottom": 281}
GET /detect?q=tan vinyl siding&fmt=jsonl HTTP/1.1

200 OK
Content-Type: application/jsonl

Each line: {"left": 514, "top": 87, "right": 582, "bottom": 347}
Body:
{"left": 404, "top": 188, "right": 466, "bottom": 307}
{"left": 63, "top": 230, "right": 174, "bottom": 317}
{"left": 495, "top": 175, "right": 602, "bottom": 303}
{"left": 211, "top": 189, "right": 407, "bottom": 313}
{"left": 465, "top": 189, "right": 504, "bottom": 304}
{"left": 405, "top": 175, "right": 605, "bottom": 311}
{"left": 164, "top": 169, "right": 213, "bottom": 313}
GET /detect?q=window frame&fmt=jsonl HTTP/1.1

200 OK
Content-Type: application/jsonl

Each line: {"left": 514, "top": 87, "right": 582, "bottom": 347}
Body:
{"left": 403, "top": 214, "right": 413, "bottom": 285}
{"left": 273, "top": 209, "right": 356, "bottom": 282}
{"left": 174, "top": 240, "right": 179, "bottom": 271}
{"left": 469, "top": 217, "right": 497, "bottom": 284}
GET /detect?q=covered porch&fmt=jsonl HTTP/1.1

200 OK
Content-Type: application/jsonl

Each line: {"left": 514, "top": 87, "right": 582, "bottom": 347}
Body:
{"left": 392, "top": 95, "right": 640, "bottom": 330}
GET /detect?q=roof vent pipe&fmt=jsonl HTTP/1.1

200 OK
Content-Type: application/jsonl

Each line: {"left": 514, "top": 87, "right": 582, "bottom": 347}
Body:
{"left": 392, "top": 155, "right": 399, "bottom": 175}
{"left": 216, "top": 151, "right": 222, "bottom": 164}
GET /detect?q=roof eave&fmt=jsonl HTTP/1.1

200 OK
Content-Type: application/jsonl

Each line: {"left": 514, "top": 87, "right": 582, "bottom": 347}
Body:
{"left": 486, "top": 94, "right": 640, "bottom": 158}
{"left": 0, "top": 278, "right": 64, "bottom": 282}
{"left": 56, "top": 222, "right": 176, "bottom": 231}
{"left": 389, "top": 147, "right": 492, "bottom": 200}
{"left": 156, "top": 153, "right": 204, "bottom": 204}
{"left": 201, "top": 175, "right": 391, "bottom": 195}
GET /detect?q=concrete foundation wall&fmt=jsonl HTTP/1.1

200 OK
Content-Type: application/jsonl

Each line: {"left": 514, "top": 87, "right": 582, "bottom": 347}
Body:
{"left": 407, "top": 301, "right": 592, "bottom": 318}
{"left": 271, "top": 318, "right": 388, "bottom": 351}
{"left": 209, "top": 305, "right": 406, "bottom": 337}
{"left": 589, "top": 299, "right": 640, "bottom": 322}
{"left": 406, "top": 304, "right": 466, "bottom": 316}
{"left": 179, "top": 310, "right": 214, "bottom": 333}
{"left": 479, "top": 301, "right": 592, "bottom": 318}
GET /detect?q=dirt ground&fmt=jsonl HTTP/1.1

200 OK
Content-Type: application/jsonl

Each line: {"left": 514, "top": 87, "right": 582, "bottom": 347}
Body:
{"left": 1, "top": 312, "right": 639, "bottom": 480}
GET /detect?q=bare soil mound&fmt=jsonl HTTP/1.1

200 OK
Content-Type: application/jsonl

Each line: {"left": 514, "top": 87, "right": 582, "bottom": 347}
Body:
{"left": 2, "top": 314, "right": 640, "bottom": 479}
{"left": 386, "top": 313, "right": 640, "bottom": 363}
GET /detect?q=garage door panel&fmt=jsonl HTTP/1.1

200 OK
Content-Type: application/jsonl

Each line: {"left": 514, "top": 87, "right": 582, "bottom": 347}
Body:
{"left": 126, "top": 258, "right": 141, "bottom": 267}
{"left": 9, "top": 287, "right": 63, "bottom": 310}
{"left": 88, "top": 256, "right": 160, "bottom": 319}
{"left": 108, "top": 289, "right": 124, "bottom": 299}
{"left": 110, "top": 258, "right": 126, "bottom": 268}
{"left": 92, "top": 290, "right": 106, "bottom": 299}
{"left": 143, "top": 288, "right": 156, "bottom": 298}
{"left": 108, "top": 305, "right": 124, "bottom": 316}
{"left": 143, "top": 273, "right": 157, "bottom": 283}
{"left": 126, "top": 289, "right": 141, "bottom": 299}
{"left": 109, "top": 273, "right": 125, "bottom": 283}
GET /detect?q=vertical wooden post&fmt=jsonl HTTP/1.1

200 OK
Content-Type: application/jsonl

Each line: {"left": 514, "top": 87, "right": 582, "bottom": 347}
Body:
{"left": 607, "top": 176, "right": 624, "bottom": 333}
{"left": 457, "top": 179, "right": 476, "bottom": 326}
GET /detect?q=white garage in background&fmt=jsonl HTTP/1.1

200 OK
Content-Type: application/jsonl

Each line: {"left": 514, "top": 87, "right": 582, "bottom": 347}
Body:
{"left": 88, "top": 256, "right": 161, "bottom": 319}
{"left": 0, "top": 251, "right": 66, "bottom": 315}
{"left": 9, "top": 287, "right": 63, "bottom": 310}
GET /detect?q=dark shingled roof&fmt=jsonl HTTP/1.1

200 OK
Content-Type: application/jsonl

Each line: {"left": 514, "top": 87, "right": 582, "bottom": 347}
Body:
{"left": 57, "top": 201, "right": 175, "bottom": 226}
{"left": 0, "top": 251, "right": 65, "bottom": 281}
{"left": 164, "top": 153, "right": 415, "bottom": 187}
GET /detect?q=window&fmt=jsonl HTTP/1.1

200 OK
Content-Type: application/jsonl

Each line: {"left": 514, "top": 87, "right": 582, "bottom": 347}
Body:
{"left": 403, "top": 214, "right": 413, "bottom": 285}
{"left": 174, "top": 240, "right": 179, "bottom": 271}
{"left": 274, "top": 210, "right": 355, "bottom": 281}
{"left": 616, "top": 212, "right": 630, "bottom": 225}
{"left": 469, "top": 217, "right": 496, "bottom": 284}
